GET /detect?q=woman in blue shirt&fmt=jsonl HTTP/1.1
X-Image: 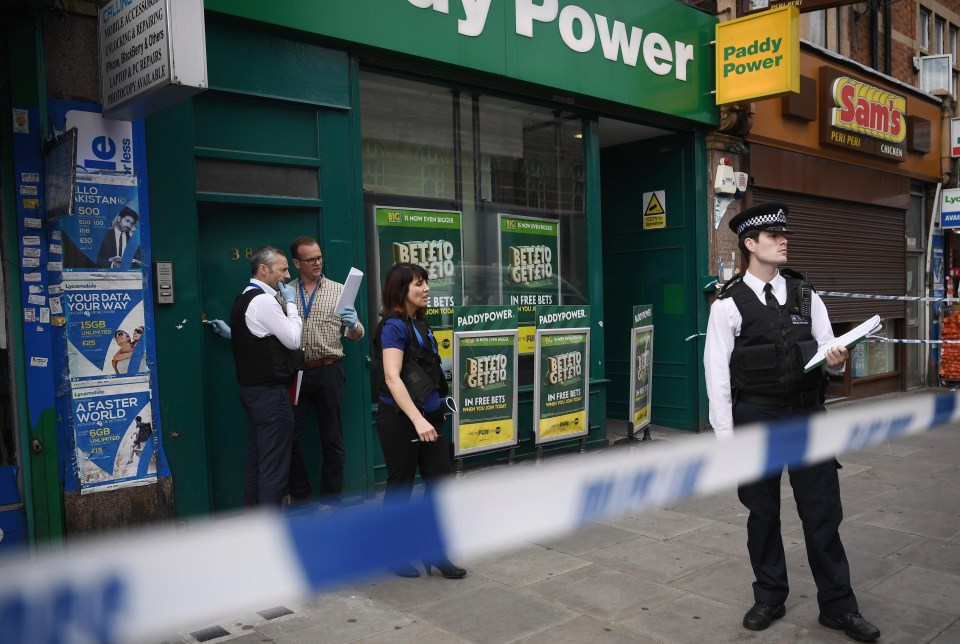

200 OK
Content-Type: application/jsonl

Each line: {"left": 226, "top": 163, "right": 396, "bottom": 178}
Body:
{"left": 372, "top": 263, "right": 465, "bottom": 579}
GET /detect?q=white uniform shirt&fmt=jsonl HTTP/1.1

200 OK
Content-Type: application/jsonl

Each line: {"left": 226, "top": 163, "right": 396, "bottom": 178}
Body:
{"left": 703, "top": 270, "right": 842, "bottom": 441}
{"left": 243, "top": 279, "right": 303, "bottom": 350}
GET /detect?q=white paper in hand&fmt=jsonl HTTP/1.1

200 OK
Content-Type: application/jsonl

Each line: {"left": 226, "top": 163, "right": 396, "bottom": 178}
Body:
{"left": 334, "top": 267, "right": 364, "bottom": 315}
{"left": 803, "top": 314, "right": 882, "bottom": 372}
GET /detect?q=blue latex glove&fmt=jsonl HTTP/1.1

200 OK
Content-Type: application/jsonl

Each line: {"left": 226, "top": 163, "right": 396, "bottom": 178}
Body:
{"left": 340, "top": 306, "right": 359, "bottom": 331}
{"left": 206, "top": 319, "right": 232, "bottom": 340}
{"left": 277, "top": 280, "right": 296, "bottom": 303}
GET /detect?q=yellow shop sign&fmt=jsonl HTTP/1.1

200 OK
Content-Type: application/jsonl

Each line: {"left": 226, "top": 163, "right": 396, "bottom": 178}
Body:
{"left": 715, "top": 6, "right": 799, "bottom": 105}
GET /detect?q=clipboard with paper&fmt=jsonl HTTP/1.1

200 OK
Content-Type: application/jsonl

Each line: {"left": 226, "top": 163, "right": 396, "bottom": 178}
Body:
{"left": 803, "top": 314, "right": 882, "bottom": 373}
{"left": 334, "top": 267, "right": 364, "bottom": 315}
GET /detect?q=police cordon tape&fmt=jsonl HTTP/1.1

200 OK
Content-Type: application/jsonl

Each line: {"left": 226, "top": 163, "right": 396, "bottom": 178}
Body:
{"left": 707, "top": 283, "right": 960, "bottom": 304}
{"left": 818, "top": 289, "right": 959, "bottom": 303}
{"left": 2, "top": 391, "right": 959, "bottom": 643}
{"left": 685, "top": 332, "right": 960, "bottom": 344}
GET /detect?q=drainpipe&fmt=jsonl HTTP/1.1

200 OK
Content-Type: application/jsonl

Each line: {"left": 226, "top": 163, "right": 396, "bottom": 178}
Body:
{"left": 884, "top": 4, "right": 892, "bottom": 75}
{"left": 870, "top": 6, "right": 879, "bottom": 71}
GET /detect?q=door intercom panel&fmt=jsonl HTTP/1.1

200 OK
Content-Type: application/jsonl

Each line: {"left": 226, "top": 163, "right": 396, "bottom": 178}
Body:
{"left": 154, "top": 261, "right": 175, "bottom": 304}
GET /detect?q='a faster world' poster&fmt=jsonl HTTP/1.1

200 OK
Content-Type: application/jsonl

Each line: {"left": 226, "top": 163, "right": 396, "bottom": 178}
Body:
{"left": 71, "top": 376, "right": 157, "bottom": 493}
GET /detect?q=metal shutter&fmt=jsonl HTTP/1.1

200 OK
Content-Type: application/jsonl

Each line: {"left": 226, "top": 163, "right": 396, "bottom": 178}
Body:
{"left": 753, "top": 189, "right": 906, "bottom": 323}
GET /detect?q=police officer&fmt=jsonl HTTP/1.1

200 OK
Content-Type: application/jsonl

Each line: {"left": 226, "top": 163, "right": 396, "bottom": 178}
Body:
{"left": 704, "top": 202, "right": 880, "bottom": 642}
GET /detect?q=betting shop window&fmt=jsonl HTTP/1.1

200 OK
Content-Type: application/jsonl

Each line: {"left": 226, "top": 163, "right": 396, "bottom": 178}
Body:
{"left": 360, "top": 72, "right": 588, "bottom": 385}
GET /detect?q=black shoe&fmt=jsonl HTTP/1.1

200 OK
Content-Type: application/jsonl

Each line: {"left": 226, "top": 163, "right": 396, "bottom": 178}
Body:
{"left": 743, "top": 602, "right": 786, "bottom": 631}
{"left": 391, "top": 562, "right": 420, "bottom": 578}
{"left": 422, "top": 558, "right": 466, "bottom": 579}
{"left": 819, "top": 612, "right": 880, "bottom": 642}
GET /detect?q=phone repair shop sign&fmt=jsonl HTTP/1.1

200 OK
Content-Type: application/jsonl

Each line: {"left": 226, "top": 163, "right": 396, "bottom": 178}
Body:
{"left": 942, "top": 189, "right": 960, "bottom": 228}
{"left": 99, "top": 0, "right": 208, "bottom": 120}
{"left": 715, "top": 5, "right": 799, "bottom": 105}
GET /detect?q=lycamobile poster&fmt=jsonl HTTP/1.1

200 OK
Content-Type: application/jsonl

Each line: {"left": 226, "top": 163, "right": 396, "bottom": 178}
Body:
{"left": 629, "top": 305, "right": 654, "bottom": 430}
{"left": 63, "top": 271, "right": 147, "bottom": 380}
{"left": 376, "top": 206, "right": 463, "bottom": 375}
{"left": 71, "top": 376, "right": 157, "bottom": 493}
{"left": 534, "top": 305, "right": 590, "bottom": 444}
{"left": 453, "top": 306, "right": 518, "bottom": 456}
{"left": 498, "top": 214, "right": 559, "bottom": 355}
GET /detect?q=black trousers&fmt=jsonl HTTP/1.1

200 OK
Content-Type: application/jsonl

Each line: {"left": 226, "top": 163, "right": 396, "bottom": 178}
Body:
{"left": 374, "top": 403, "right": 450, "bottom": 506}
{"left": 289, "top": 361, "right": 346, "bottom": 503}
{"left": 238, "top": 384, "right": 294, "bottom": 507}
{"left": 734, "top": 401, "right": 859, "bottom": 616}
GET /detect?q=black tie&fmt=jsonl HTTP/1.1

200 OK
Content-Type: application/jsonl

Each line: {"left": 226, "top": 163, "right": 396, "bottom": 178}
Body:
{"left": 763, "top": 283, "right": 778, "bottom": 311}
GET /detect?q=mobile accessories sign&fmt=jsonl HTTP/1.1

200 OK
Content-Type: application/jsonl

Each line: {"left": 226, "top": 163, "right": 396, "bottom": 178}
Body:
{"left": 715, "top": 5, "right": 799, "bottom": 105}
{"left": 99, "top": 0, "right": 208, "bottom": 119}
{"left": 534, "top": 305, "right": 590, "bottom": 445}
{"left": 452, "top": 306, "right": 519, "bottom": 457}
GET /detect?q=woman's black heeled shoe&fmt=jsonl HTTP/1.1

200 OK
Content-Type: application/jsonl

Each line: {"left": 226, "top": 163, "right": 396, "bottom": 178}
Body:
{"left": 423, "top": 559, "right": 466, "bottom": 579}
{"left": 391, "top": 562, "right": 420, "bottom": 578}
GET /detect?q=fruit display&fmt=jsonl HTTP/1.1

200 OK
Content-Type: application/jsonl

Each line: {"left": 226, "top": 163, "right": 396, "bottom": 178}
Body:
{"left": 940, "top": 308, "right": 960, "bottom": 381}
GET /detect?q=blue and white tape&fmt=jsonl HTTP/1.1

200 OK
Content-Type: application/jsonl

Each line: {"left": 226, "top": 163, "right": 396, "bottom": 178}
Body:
{"left": 818, "top": 289, "right": 958, "bottom": 303}
{"left": 1, "top": 391, "right": 959, "bottom": 644}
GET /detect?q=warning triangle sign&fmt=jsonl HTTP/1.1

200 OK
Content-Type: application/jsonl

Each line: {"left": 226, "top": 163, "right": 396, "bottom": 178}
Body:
{"left": 644, "top": 193, "right": 665, "bottom": 216}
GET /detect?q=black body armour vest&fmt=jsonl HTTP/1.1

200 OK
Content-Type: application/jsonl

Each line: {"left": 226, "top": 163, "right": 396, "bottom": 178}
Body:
{"left": 230, "top": 289, "right": 304, "bottom": 387}
{"left": 721, "top": 273, "right": 824, "bottom": 399}
{"left": 371, "top": 314, "right": 448, "bottom": 405}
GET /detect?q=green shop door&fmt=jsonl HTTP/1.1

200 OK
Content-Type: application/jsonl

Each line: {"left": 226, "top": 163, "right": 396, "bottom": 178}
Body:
{"left": 198, "top": 205, "right": 323, "bottom": 509}
{"left": 601, "top": 133, "right": 705, "bottom": 431}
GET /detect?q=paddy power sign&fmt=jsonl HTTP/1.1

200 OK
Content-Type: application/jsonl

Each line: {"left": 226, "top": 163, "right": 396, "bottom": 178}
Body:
{"left": 452, "top": 306, "right": 519, "bottom": 456}
{"left": 205, "top": 0, "right": 718, "bottom": 125}
{"left": 715, "top": 5, "right": 799, "bottom": 105}
{"left": 534, "top": 305, "right": 590, "bottom": 444}
{"left": 819, "top": 66, "right": 907, "bottom": 162}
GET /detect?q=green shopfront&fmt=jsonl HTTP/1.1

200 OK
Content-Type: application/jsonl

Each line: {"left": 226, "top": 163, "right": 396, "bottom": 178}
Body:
{"left": 149, "top": 0, "right": 718, "bottom": 515}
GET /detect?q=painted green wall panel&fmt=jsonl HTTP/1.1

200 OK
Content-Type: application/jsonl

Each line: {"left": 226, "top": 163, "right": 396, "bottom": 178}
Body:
{"left": 145, "top": 101, "right": 213, "bottom": 517}
{"left": 194, "top": 96, "right": 321, "bottom": 159}
{"left": 204, "top": 0, "right": 717, "bottom": 125}
{"left": 206, "top": 19, "right": 350, "bottom": 108}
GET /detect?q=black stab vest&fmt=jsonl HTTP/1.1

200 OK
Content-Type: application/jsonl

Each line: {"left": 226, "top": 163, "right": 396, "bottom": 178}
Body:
{"left": 722, "top": 276, "right": 824, "bottom": 397}
{"left": 371, "top": 314, "right": 448, "bottom": 404}
{"left": 230, "top": 289, "right": 304, "bottom": 386}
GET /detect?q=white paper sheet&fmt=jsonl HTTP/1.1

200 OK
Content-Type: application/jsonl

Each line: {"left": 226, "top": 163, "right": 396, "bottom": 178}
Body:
{"left": 803, "top": 314, "right": 882, "bottom": 373}
{"left": 334, "top": 267, "right": 364, "bottom": 315}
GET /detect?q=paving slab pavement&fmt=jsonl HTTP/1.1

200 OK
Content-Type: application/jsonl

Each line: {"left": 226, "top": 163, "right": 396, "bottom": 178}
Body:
{"left": 160, "top": 390, "right": 960, "bottom": 644}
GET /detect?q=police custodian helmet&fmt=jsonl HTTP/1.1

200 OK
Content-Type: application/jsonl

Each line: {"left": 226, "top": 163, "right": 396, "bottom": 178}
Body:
{"left": 728, "top": 202, "right": 792, "bottom": 237}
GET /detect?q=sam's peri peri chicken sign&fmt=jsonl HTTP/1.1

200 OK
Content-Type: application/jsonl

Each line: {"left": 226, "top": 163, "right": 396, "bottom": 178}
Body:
{"left": 820, "top": 66, "right": 907, "bottom": 162}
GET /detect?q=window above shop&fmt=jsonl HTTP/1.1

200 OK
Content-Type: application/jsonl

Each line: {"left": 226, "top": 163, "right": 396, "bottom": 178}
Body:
{"left": 919, "top": 7, "right": 931, "bottom": 52}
